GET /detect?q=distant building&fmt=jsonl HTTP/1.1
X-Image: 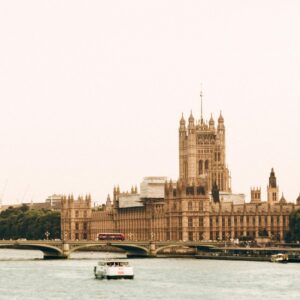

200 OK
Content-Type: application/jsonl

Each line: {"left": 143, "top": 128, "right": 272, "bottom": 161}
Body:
{"left": 0, "top": 194, "right": 62, "bottom": 212}
{"left": 45, "top": 194, "right": 62, "bottom": 211}
{"left": 61, "top": 109, "right": 300, "bottom": 242}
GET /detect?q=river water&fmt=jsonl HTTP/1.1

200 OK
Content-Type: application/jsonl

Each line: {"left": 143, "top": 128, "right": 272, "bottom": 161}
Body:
{"left": 0, "top": 249, "right": 299, "bottom": 300}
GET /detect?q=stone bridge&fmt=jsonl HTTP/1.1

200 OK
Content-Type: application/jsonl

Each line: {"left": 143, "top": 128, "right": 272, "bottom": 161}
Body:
{"left": 0, "top": 240, "right": 220, "bottom": 259}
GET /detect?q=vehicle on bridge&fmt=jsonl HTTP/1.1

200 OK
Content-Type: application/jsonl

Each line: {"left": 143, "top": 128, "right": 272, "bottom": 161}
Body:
{"left": 97, "top": 233, "right": 125, "bottom": 241}
{"left": 94, "top": 259, "right": 134, "bottom": 279}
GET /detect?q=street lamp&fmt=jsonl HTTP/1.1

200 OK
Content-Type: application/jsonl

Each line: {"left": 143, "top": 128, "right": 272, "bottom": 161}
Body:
{"left": 45, "top": 231, "right": 50, "bottom": 240}
{"left": 151, "top": 232, "right": 154, "bottom": 241}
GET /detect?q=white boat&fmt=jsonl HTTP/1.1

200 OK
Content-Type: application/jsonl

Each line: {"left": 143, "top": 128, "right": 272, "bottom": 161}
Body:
{"left": 270, "top": 253, "right": 288, "bottom": 263}
{"left": 94, "top": 259, "right": 134, "bottom": 279}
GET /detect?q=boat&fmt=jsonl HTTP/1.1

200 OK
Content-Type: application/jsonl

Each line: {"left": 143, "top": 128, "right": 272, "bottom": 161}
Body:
{"left": 270, "top": 253, "right": 288, "bottom": 263}
{"left": 94, "top": 259, "right": 134, "bottom": 279}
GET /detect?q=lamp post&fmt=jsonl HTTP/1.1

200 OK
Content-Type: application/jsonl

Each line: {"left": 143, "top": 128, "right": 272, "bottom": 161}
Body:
{"left": 151, "top": 232, "right": 154, "bottom": 241}
{"left": 45, "top": 231, "right": 50, "bottom": 240}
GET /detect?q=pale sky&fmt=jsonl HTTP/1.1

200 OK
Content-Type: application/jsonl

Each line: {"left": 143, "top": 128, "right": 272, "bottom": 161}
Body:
{"left": 0, "top": 1, "right": 299, "bottom": 205}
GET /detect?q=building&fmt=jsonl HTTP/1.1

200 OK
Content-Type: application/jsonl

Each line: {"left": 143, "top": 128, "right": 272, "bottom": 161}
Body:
{"left": 45, "top": 194, "right": 63, "bottom": 211}
{"left": 61, "top": 194, "right": 92, "bottom": 240}
{"left": 61, "top": 108, "right": 300, "bottom": 242}
{"left": 179, "top": 111, "right": 231, "bottom": 192}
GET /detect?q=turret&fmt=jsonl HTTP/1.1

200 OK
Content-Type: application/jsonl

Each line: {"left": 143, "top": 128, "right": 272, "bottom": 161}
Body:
{"left": 179, "top": 113, "right": 186, "bottom": 131}
{"left": 179, "top": 114, "right": 187, "bottom": 180}
{"left": 209, "top": 114, "right": 215, "bottom": 130}
{"left": 269, "top": 168, "right": 277, "bottom": 188}
{"left": 297, "top": 193, "right": 300, "bottom": 205}
{"left": 267, "top": 168, "right": 279, "bottom": 204}
{"left": 106, "top": 194, "right": 112, "bottom": 210}
{"left": 217, "top": 111, "right": 225, "bottom": 131}
{"left": 251, "top": 187, "right": 261, "bottom": 203}
{"left": 188, "top": 111, "right": 195, "bottom": 131}
{"left": 279, "top": 193, "right": 286, "bottom": 204}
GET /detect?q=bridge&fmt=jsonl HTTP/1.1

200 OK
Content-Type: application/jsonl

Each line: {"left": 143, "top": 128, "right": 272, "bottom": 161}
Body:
{"left": 0, "top": 240, "right": 220, "bottom": 259}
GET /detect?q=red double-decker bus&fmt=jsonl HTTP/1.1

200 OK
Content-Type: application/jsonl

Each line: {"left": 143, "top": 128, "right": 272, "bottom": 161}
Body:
{"left": 97, "top": 233, "right": 125, "bottom": 241}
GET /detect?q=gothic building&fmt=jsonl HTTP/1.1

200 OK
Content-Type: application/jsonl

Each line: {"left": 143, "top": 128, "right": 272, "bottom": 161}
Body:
{"left": 61, "top": 109, "right": 300, "bottom": 242}
{"left": 179, "top": 112, "right": 230, "bottom": 192}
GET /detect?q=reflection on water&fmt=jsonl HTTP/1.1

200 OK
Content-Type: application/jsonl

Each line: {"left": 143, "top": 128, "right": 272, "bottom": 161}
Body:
{"left": 0, "top": 249, "right": 126, "bottom": 260}
{"left": 0, "top": 249, "right": 299, "bottom": 300}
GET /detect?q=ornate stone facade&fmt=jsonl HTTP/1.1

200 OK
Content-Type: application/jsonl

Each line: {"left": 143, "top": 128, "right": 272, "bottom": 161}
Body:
{"left": 61, "top": 195, "right": 92, "bottom": 240}
{"left": 61, "top": 110, "right": 300, "bottom": 242}
{"left": 179, "top": 112, "right": 231, "bottom": 192}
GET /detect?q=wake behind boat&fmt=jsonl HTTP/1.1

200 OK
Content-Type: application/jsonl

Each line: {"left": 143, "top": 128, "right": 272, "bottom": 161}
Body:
{"left": 94, "top": 259, "right": 134, "bottom": 279}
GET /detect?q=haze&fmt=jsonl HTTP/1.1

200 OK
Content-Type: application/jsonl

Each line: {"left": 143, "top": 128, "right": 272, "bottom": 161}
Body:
{"left": 0, "top": 0, "right": 299, "bottom": 205}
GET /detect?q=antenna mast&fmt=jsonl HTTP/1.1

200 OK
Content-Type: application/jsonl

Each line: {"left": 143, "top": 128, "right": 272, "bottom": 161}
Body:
{"left": 200, "top": 84, "right": 203, "bottom": 123}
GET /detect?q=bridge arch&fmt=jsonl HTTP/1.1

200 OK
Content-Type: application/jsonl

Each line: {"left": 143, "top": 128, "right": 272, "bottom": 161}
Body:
{"left": 111, "top": 243, "right": 149, "bottom": 256}
{"left": 68, "top": 243, "right": 149, "bottom": 257}
{"left": 0, "top": 243, "right": 64, "bottom": 258}
{"left": 155, "top": 244, "right": 196, "bottom": 255}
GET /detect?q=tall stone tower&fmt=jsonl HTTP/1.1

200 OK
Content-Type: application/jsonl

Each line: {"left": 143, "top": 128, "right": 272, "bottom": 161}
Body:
{"left": 267, "top": 168, "right": 279, "bottom": 204}
{"left": 61, "top": 194, "right": 92, "bottom": 240}
{"left": 179, "top": 103, "right": 231, "bottom": 192}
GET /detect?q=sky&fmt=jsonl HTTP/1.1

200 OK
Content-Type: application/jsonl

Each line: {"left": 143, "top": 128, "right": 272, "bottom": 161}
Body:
{"left": 0, "top": 1, "right": 299, "bottom": 205}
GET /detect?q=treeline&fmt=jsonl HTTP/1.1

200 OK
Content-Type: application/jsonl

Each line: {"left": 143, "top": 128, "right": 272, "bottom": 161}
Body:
{"left": 0, "top": 204, "right": 61, "bottom": 240}
{"left": 286, "top": 208, "right": 300, "bottom": 242}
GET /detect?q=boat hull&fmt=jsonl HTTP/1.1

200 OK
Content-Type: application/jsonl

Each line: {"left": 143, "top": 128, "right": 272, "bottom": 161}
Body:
{"left": 94, "top": 262, "right": 134, "bottom": 280}
{"left": 95, "top": 274, "right": 134, "bottom": 280}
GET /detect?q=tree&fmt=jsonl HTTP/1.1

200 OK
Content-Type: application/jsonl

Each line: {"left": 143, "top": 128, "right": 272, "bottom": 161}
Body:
{"left": 286, "top": 208, "right": 300, "bottom": 242}
{"left": 0, "top": 205, "right": 61, "bottom": 240}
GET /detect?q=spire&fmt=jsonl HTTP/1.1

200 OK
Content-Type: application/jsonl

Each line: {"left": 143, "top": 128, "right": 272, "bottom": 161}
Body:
{"left": 279, "top": 193, "right": 286, "bottom": 204}
{"left": 188, "top": 110, "right": 194, "bottom": 122}
{"left": 188, "top": 110, "right": 195, "bottom": 130}
{"left": 218, "top": 111, "right": 224, "bottom": 123}
{"left": 297, "top": 193, "right": 300, "bottom": 204}
{"left": 209, "top": 113, "right": 215, "bottom": 129}
{"left": 269, "top": 168, "right": 277, "bottom": 188}
{"left": 180, "top": 113, "right": 186, "bottom": 126}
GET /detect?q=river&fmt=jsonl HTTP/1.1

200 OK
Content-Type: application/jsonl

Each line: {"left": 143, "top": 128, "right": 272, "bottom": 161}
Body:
{"left": 0, "top": 249, "right": 299, "bottom": 299}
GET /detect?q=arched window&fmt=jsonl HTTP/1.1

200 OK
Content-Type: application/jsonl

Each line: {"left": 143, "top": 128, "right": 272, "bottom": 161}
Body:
{"left": 184, "top": 162, "right": 188, "bottom": 178}
{"left": 199, "top": 160, "right": 203, "bottom": 175}
{"left": 205, "top": 160, "right": 209, "bottom": 170}
{"left": 188, "top": 201, "right": 193, "bottom": 211}
{"left": 173, "top": 202, "right": 177, "bottom": 211}
{"left": 75, "top": 210, "right": 79, "bottom": 218}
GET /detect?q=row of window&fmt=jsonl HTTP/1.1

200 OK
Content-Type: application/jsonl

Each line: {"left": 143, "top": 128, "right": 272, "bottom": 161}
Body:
{"left": 75, "top": 222, "right": 88, "bottom": 230}
{"left": 74, "top": 210, "right": 88, "bottom": 218}
{"left": 186, "top": 216, "right": 289, "bottom": 228}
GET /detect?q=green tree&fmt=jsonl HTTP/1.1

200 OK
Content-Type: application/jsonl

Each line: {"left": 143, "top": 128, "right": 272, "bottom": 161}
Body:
{"left": 0, "top": 205, "right": 61, "bottom": 240}
{"left": 286, "top": 208, "right": 300, "bottom": 242}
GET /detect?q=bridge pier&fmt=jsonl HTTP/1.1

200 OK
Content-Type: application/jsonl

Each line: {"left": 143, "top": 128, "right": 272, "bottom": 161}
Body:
{"left": 43, "top": 253, "right": 69, "bottom": 259}
{"left": 149, "top": 242, "right": 157, "bottom": 257}
{"left": 43, "top": 243, "right": 70, "bottom": 259}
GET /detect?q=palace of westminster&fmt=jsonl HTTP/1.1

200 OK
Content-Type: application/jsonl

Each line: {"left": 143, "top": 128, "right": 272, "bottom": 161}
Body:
{"left": 61, "top": 103, "right": 300, "bottom": 242}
